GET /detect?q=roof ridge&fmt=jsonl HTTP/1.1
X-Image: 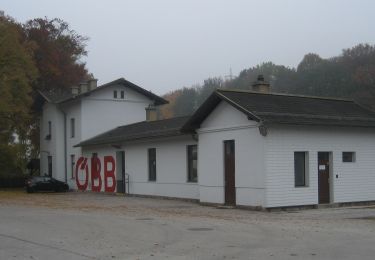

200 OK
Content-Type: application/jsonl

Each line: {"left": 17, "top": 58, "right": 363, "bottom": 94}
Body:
{"left": 217, "top": 89, "right": 353, "bottom": 102}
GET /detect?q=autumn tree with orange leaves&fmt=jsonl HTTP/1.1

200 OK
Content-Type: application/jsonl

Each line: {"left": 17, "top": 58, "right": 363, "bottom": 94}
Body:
{"left": 0, "top": 11, "right": 89, "bottom": 176}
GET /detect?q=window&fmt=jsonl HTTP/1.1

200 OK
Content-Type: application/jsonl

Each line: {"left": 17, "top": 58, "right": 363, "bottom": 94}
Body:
{"left": 70, "top": 118, "right": 75, "bottom": 138}
{"left": 294, "top": 152, "right": 308, "bottom": 187}
{"left": 342, "top": 152, "right": 355, "bottom": 162}
{"left": 120, "top": 90, "right": 125, "bottom": 99}
{"left": 71, "top": 155, "right": 75, "bottom": 179}
{"left": 114, "top": 90, "right": 118, "bottom": 98}
{"left": 48, "top": 121, "right": 51, "bottom": 135}
{"left": 48, "top": 156, "right": 53, "bottom": 177}
{"left": 148, "top": 148, "right": 156, "bottom": 181}
{"left": 187, "top": 145, "right": 198, "bottom": 182}
{"left": 46, "top": 121, "right": 52, "bottom": 140}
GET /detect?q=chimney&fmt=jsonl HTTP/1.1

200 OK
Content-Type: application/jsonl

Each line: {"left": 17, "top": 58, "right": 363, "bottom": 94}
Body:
{"left": 79, "top": 82, "right": 89, "bottom": 94}
{"left": 252, "top": 75, "right": 270, "bottom": 93}
{"left": 145, "top": 104, "right": 157, "bottom": 121}
{"left": 87, "top": 78, "right": 98, "bottom": 91}
{"left": 71, "top": 86, "right": 79, "bottom": 95}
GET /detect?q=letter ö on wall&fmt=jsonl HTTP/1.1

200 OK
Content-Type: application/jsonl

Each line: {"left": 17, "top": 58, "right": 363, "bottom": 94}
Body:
{"left": 75, "top": 156, "right": 116, "bottom": 192}
{"left": 75, "top": 157, "right": 89, "bottom": 190}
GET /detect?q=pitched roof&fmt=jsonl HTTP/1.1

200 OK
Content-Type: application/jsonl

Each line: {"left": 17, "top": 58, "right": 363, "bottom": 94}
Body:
{"left": 38, "top": 78, "right": 168, "bottom": 105}
{"left": 75, "top": 116, "right": 191, "bottom": 147}
{"left": 183, "top": 89, "right": 375, "bottom": 130}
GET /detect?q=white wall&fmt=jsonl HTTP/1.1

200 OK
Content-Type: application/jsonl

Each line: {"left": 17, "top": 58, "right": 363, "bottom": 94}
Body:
{"left": 40, "top": 83, "right": 156, "bottom": 187}
{"left": 265, "top": 125, "right": 375, "bottom": 208}
{"left": 198, "top": 101, "right": 266, "bottom": 206}
{"left": 80, "top": 136, "right": 199, "bottom": 199}
{"left": 60, "top": 100, "right": 82, "bottom": 188}
{"left": 81, "top": 84, "right": 154, "bottom": 139}
{"left": 40, "top": 103, "right": 65, "bottom": 181}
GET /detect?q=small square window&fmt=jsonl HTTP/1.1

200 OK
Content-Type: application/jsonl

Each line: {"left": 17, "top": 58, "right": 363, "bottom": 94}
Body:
{"left": 120, "top": 91, "right": 124, "bottom": 99}
{"left": 342, "top": 152, "right": 355, "bottom": 162}
{"left": 114, "top": 90, "right": 118, "bottom": 98}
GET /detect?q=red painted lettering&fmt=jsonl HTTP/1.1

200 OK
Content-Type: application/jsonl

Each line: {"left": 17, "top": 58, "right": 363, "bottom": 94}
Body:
{"left": 91, "top": 156, "right": 102, "bottom": 192}
{"left": 75, "top": 157, "right": 88, "bottom": 190}
{"left": 104, "top": 156, "right": 116, "bottom": 192}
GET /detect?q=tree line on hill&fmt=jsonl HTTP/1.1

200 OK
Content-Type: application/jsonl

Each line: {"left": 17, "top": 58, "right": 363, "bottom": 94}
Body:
{"left": 159, "top": 44, "right": 375, "bottom": 118}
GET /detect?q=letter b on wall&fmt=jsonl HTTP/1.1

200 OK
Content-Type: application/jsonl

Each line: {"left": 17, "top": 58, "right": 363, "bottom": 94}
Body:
{"left": 91, "top": 156, "right": 102, "bottom": 192}
{"left": 104, "top": 156, "right": 116, "bottom": 192}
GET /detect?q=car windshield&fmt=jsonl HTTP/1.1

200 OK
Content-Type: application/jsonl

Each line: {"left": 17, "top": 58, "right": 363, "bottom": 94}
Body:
{"left": 32, "top": 177, "right": 44, "bottom": 182}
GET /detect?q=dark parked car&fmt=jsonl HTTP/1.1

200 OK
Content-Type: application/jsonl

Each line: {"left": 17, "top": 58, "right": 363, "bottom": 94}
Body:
{"left": 26, "top": 176, "right": 69, "bottom": 193}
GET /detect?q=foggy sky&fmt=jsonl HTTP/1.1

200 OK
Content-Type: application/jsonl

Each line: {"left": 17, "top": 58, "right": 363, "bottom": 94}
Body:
{"left": 2, "top": 0, "right": 375, "bottom": 95}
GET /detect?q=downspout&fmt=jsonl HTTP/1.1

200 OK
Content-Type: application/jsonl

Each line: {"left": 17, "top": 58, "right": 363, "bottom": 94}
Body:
{"left": 63, "top": 111, "right": 68, "bottom": 182}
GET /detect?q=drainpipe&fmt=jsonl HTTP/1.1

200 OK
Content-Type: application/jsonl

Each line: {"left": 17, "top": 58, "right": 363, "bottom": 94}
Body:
{"left": 63, "top": 111, "right": 67, "bottom": 182}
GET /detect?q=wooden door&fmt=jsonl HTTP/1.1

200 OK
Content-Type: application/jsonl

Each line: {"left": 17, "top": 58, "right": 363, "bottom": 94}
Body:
{"left": 318, "top": 152, "right": 330, "bottom": 204}
{"left": 224, "top": 140, "right": 236, "bottom": 205}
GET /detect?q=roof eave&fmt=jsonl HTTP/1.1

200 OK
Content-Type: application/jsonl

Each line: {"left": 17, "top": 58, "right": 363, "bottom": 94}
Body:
{"left": 37, "top": 90, "right": 53, "bottom": 103}
{"left": 75, "top": 131, "right": 187, "bottom": 148}
{"left": 59, "top": 78, "right": 168, "bottom": 105}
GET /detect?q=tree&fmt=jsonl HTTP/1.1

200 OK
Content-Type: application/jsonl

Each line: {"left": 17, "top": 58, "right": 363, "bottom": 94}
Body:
{"left": 0, "top": 12, "right": 90, "bottom": 175}
{"left": 297, "top": 53, "right": 324, "bottom": 73}
{"left": 0, "top": 15, "right": 37, "bottom": 175}
{"left": 174, "top": 87, "right": 197, "bottom": 116}
{"left": 159, "top": 89, "right": 183, "bottom": 119}
{"left": 23, "top": 17, "right": 89, "bottom": 156}
{"left": 196, "top": 77, "right": 223, "bottom": 106}
{"left": 23, "top": 18, "right": 88, "bottom": 92}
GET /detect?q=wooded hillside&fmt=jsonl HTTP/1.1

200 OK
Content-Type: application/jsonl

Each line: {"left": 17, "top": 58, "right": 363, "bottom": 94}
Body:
{"left": 159, "top": 44, "right": 375, "bottom": 118}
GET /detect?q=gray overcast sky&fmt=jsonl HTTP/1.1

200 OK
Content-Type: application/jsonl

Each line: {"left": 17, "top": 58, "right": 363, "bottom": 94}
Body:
{"left": 2, "top": 0, "right": 375, "bottom": 95}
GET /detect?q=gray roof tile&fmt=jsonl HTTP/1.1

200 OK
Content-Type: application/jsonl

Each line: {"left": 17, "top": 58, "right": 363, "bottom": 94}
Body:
{"left": 76, "top": 116, "right": 191, "bottom": 147}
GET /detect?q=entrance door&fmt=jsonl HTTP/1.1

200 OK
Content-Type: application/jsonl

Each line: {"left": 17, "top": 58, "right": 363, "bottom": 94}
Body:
{"left": 318, "top": 152, "right": 330, "bottom": 204}
{"left": 116, "top": 151, "right": 126, "bottom": 193}
{"left": 224, "top": 140, "right": 236, "bottom": 205}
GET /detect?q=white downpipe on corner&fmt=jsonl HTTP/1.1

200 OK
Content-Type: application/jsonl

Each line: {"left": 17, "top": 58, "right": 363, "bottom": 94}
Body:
{"left": 63, "top": 111, "right": 67, "bottom": 182}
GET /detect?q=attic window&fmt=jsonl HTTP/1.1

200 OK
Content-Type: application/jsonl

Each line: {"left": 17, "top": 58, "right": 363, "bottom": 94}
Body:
{"left": 114, "top": 90, "right": 117, "bottom": 99}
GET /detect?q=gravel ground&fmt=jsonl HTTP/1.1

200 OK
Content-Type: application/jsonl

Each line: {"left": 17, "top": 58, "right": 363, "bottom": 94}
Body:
{"left": 0, "top": 190, "right": 375, "bottom": 260}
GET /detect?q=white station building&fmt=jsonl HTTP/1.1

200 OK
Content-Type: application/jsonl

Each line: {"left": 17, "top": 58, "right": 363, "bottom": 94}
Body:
{"left": 37, "top": 76, "right": 375, "bottom": 209}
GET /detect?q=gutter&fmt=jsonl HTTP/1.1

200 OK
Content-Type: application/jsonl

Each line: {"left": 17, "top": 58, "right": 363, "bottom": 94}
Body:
{"left": 63, "top": 111, "right": 67, "bottom": 182}
{"left": 75, "top": 131, "right": 188, "bottom": 148}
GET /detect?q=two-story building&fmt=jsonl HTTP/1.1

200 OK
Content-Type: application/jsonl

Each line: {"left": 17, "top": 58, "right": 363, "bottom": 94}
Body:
{"left": 37, "top": 78, "right": 167, "bottom": 189}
